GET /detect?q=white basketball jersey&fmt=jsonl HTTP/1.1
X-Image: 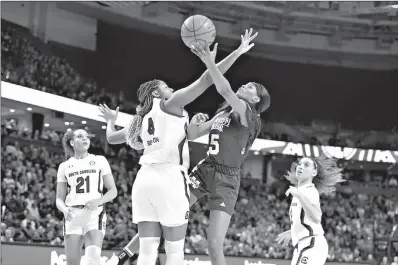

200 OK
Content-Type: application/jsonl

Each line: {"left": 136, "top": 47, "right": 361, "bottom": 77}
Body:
{"left": 289, "top": 183, "right": 324, "bottom": 246}
{"left": 139, "top": 98, "right": 190, "bottom": 170}
{"left": 57, "top": 154, "right": 112, "bottom": 206}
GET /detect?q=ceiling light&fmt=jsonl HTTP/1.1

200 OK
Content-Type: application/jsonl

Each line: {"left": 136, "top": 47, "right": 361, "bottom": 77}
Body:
{"left": 65, "top": 122, "right": 70, "bottom": 125}
{"left": 67, "top": 128, "right": 72, "bottom": 132}
{"left": 10, "top": 109, "right": 15, "bottom": 112}
{"left": 102, "top": 125, "right": 106, "bottom": 129}
{"left": 27, "top": 107, "right": 32, "bottom": 111}
{"left": 82, "top": 121, "right": 87, "bottom": 124}
{"left": 44, "top": 123, "right": 50, "bottom": 127}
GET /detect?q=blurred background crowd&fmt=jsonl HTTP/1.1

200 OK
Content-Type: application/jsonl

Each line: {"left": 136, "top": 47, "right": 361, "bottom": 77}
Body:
{"left": 2, "top": 19, "right": 398, "bottom": 151}
{"left": 2, "top": 1, "right": 398, "bottom": 265}
{"left": 2, "top": 126, "right": 398, "bottom": 264}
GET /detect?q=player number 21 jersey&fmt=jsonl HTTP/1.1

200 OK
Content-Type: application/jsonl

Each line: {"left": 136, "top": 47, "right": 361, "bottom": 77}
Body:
{"left": 57, "top": 154, "right": 112, "bottom": 206}
{"left": 139, "top": 98, "right": 190, "bottom": 169}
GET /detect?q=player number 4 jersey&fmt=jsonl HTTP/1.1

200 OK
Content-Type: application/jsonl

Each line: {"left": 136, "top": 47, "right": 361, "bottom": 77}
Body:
{"left": 57, "top": 154, "right": 112, "bottom": 206}
{"left": 138, "top": 98, "right": 190, "bottom": 169}
{"left": 289, "top": 183, "right": 324, "bottom": 246}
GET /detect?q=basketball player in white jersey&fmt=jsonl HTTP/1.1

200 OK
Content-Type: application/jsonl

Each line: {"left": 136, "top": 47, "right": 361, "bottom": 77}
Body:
{"left": 276, "top": 156, "right": 344, "bottom": 265}
{"left": 56, "top": 129, "right": 117, "bottom": 265}
{"left": 98, "top": 29, "right": 257, "bottom": 265}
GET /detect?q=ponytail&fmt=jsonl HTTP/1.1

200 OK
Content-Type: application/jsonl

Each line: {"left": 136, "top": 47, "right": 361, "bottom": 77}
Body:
{"left": 245, "top": 82, "right": 269, "bottom": 152}
{"left": 62, "top": 131, "right": 75, "bottom": 160}
{"left": 126, "top": 79, "right": 161, "bottom": 150}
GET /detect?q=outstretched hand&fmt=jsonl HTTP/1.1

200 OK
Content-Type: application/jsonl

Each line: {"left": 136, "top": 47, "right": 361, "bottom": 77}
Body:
{"left": 237, "top": 28, "right": 258, "bottom": 55}
{"left": 191, "top": 42, "right": 218, "bottom": 66}
{"left": 98, "top": 104, "right": 119, "bottom": 124}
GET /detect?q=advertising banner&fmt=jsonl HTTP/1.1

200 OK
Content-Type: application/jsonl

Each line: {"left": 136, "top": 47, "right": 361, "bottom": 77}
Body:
{"left": 1, "top": 243, "right": 368, "bottom": 265}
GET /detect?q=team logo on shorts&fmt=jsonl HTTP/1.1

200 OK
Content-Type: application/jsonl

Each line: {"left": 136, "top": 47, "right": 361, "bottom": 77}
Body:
{"left": 189, "top": 175, "right": 201, "bottom": 189}
{"left": 300, "top": 256, "right": 308, "bottom": 264}
{"left": 185, "top": 211, "right": 189, "bottom": 220}
{"left": 89, "top": 160, "right": 96, "bottom": 166}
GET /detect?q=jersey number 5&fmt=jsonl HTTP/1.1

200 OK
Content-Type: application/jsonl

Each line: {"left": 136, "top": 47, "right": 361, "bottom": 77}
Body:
{"left": 76, "top": 176, "right": 90, "bottom": 193}
{"left": 209, "top": 134, "right": 220, "bottom": 155}
{"left": 147, "top": 118, "right": 155, "bottom": 135}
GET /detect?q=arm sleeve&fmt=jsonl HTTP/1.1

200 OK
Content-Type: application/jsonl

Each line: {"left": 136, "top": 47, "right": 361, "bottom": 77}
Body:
{"left": 56, "top": 162, "right": 67, "bottom": 183}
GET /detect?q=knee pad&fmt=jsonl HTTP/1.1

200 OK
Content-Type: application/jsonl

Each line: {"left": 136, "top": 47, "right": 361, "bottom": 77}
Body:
{"left": 84, "top": 245, "right": 101, "bottom": 265}
{"left": 139, "top": 237, "right": 161, "bottom": 256}
{"left": 164, "top": 239, "right": 185, "bottom": 254}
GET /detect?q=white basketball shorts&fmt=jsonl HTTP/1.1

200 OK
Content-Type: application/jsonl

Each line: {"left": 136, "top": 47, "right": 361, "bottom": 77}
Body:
{"left": 291, "top": 235, "right": 328, "bottom": 265}
{"left": 131, "top": 164, "right": 190, "bottom": 227}
{"left": 63, "top": 206, "right": 106, "bottom": 236}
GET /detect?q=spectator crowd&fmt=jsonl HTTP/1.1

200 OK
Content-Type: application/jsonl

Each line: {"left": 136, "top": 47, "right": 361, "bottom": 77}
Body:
{"left": 2, "top": 20, "right": 398, "bottom": 150}
{"left": 2, "top": 17, "right": 398, "bottom": 265}
{"left": 1, "top": 127, "right": 397, "bottom": 264}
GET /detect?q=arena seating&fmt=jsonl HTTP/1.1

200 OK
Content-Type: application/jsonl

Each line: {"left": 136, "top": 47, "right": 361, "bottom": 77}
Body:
{"left": 2, "top": 20, "right": 398, "bottom": 150}
{"left": 2, "top": 17, "right": 398, "bottom": 264}
{"left": 1, "top": 126, "right": 397, "bottom": 263}
{"left": 1, "top": 21, "right": 136, "bottom": 115}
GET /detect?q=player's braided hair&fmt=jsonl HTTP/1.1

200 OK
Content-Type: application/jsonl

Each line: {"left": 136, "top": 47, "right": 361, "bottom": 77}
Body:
{"left": 62, "top": 130, "right": 75, "bottom": 160}
{"left": 285, "top": 155, "right": 345, "bottom": 195}
{"left": 126, "top": 79, "right": 162, "bottom": 150}
{"left": 215, "top": 82, "right": 270, "bottom": 156}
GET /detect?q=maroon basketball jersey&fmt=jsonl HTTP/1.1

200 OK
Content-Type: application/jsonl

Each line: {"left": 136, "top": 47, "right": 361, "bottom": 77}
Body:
{"left": 205, "top": 109, "right": 253, "bottom": 169}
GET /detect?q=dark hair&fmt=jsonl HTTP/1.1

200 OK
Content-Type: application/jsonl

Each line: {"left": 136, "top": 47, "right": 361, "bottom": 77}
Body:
{"left": 285, "top": 155, "right": 345, "bottom": 195}
{"left": 62, "top": 130, "right": 75, "bottom": 160}
{"left": 126, "top": 79, "right": 162, "bottom": 150}
{"left": 215, "top": 82, "right": 270, "bottom": 153}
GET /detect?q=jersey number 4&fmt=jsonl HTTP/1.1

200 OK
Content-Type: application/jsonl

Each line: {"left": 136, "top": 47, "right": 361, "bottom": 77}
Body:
{"left": 147, "top": 118, "right": 155, "bottom": 135}
{"left": 76, "top": 176, "right": 90, "bottom": 193}
{"left": 209, "top": 134, "right": 220, "bottom": 155}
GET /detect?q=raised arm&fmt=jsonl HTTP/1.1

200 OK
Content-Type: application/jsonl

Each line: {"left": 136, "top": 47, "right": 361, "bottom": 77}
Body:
{"left": 99, "top": 105, "right": 127, "bottom": 144}
{"left": 193, "top": 29, "right": 258, "bottom": 126}
{"left": 164, "top": 29, "right": 258, "bottom": 113}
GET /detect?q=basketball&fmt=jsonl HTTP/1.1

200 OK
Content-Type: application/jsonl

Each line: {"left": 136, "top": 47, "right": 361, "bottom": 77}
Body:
{"left": 181, "top": 15, "right": 216, "bottom": 48}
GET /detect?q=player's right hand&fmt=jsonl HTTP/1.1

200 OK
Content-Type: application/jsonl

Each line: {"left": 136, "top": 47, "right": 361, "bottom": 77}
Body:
{"left": 191, "top": 113, "right": 209, "bottom": 126}
{"left": 99, "top": 104, "right": 119, "bottom": 124}
{"left": 275, "top": 230, "right": 292, "bottom": 247}
{"left": 191, "top": 42, "right": 217, "bottom": 65}
{"left": 63, "top": 208, "right": 73, "bottom": 222}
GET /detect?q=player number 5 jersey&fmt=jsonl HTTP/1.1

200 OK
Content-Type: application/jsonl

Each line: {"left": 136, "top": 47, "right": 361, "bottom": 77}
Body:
{"left": 57, "top": 154, "right": 112, "bottom": 206}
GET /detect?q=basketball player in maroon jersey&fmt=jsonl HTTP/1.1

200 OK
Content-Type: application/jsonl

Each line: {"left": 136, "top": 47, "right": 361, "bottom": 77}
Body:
{"left": 186, "top": 34, "right": 271, "bottom": 265}
{"left": 104, "top": 29, "right": 260, "bottom": 265}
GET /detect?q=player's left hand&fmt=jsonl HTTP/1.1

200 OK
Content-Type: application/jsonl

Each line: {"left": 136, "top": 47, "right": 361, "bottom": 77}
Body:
{"left": 84, "top": 199, "right": 102, "bottom": 211}
{"left": 99, "top": 104, "right": 119, "bottom": 124}
{"left": 285, "top": 186, "right": 299, "bottom": 197}
{"left": 191, "top": 113, "right": 209, "bottom": 126}
{"left": 237, "top": 28, "right": 258, "bottom": 55}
